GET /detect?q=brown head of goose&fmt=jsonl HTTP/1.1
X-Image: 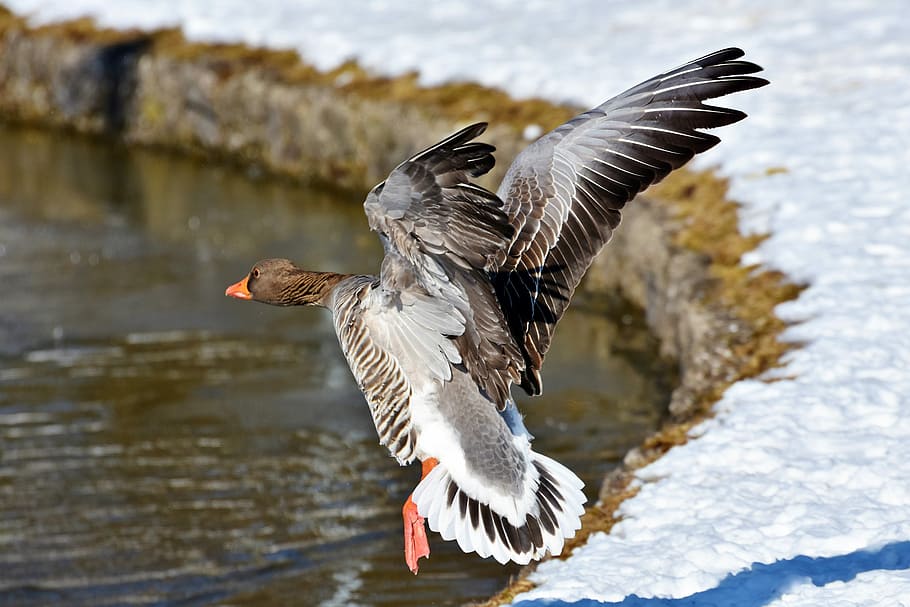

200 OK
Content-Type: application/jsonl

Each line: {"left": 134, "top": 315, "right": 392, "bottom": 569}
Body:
{"left": 227, "top": 48, "right": 768, "bottom": 573}
{"left": 225, "top": 258, "right": 347, "bottom": 307}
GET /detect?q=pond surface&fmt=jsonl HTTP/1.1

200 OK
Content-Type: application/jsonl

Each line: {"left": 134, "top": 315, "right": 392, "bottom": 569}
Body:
{"left": 0, "top": 124, "right": 673, "bottom": 606}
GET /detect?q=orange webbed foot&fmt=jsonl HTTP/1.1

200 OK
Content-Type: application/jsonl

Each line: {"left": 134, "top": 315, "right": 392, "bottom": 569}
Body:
{"left": 402, "top": 458, "right": 439, "bottom": 574}
{"left": 403, "top": 495, "right": 430, "bottom": 574}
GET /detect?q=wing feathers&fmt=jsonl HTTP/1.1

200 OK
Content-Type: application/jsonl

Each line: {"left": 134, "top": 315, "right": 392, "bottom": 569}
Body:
{"left": 365, "top": 125, "right": 513, "bottom": 274}
{"left": 363, "top": 124, "right": 524, "bottom": 408}
{"left": 356, "top": 48, "right": 766, "bottom": 418}
{"left": 494, "top": 47, "right": 767, "bottom": 394}
{"left": 333, "top": 278, "right": 417, "bottom": 464}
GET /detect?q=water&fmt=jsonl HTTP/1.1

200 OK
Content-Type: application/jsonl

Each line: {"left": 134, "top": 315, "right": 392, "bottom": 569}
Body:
{"left": 0, "top": 124, "right": 673, "bottom": 606}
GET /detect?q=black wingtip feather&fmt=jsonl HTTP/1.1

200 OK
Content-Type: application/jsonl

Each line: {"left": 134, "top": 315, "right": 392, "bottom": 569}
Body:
{"left": 444, "top": 122, "right": 488, "bottom": 146}
{"left": 409, "top": 121, "right": 489, "bottom": 164}
{"left": 721, "top": 60, "right": 765, "bottom": 75}
{"left": 699, "top": 47, "right": 746, "bottom": 65}
{"left": 701, "top": 106, "right": 749, "bottom": 128}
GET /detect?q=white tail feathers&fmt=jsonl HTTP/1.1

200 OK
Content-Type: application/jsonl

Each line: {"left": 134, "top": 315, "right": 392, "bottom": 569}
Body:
{"left": 411, "top": 452, "right": 586, "bottom": 565}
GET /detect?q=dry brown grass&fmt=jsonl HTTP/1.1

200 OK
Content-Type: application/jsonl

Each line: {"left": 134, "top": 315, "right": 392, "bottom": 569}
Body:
{"left": 149, "top": 29, "right": 577, "bottom": 131}
{"left": 19, "top": 18, "right": 576, "bottom": 134}
{"left": 0, "top": 4, "right": 23, "bottom": 33}
{"left": 654, "top": 168, "right": 804, "bottom": 413}
{"left": 28, "top": 16, "right": 149, "bottom": 44}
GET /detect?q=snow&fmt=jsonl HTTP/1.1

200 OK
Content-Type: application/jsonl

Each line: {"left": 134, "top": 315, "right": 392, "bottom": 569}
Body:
{"left": 5, "top": 0, "right": 910, "bottom": 605}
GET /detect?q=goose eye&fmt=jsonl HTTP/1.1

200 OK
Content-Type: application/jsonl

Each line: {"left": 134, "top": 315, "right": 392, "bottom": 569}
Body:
{"left": 251, "top": 268, "right": 260, "bottom": 279}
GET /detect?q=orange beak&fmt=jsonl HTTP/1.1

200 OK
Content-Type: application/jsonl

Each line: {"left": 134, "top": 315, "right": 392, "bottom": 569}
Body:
{"left": 225, "top": 275, "right": 252, "bottom": 300}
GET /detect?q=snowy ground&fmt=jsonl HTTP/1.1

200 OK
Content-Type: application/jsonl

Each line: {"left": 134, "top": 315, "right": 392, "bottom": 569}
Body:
{"left": 6, "top": 1, "right": 910, "bottom": 605}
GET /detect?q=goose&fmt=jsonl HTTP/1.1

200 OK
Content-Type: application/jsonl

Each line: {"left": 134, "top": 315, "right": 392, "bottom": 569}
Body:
{"left": 226, "top": 48, "right": 767, "bottom": 573}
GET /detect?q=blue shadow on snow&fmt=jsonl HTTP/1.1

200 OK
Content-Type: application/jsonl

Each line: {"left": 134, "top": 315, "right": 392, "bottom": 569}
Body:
{"left": 512, "top": 540, "right": 910, "bottom": 607}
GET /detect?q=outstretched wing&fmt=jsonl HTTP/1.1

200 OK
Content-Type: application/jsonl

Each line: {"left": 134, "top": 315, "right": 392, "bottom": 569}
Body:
{"left": 493, "top": 48, "right": 768, "bottom": 394}
{"left": 363, "top": 123, "right": 523, "bottom": 407}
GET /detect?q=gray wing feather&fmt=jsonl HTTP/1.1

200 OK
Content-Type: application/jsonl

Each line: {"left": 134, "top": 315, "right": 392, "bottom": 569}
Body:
{"left": 363, "top": 124, "right": 524, "bottom": 408}
{"left": 493, "top": 48, "right": 768, "bottom": 394}
{"left": 364, "top": 123, "right": 512, "bottom": 272}
{"left": 332, "top": 278, "right": 418, "bottom": 464}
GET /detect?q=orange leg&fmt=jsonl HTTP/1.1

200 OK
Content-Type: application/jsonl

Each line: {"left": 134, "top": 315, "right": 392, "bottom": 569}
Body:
{"left": 402, "top": 457, "right": 439, "bottom": 574}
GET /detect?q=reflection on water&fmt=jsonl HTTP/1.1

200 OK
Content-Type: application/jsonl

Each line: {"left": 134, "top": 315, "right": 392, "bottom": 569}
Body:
{"left": 0, "top": 124, "right": 673, "bottom": 606}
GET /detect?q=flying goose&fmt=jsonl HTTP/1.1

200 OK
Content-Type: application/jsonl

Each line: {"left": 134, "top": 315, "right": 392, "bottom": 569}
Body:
{"left": 226, "top": 48, "right": 767, "bottom": 573}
